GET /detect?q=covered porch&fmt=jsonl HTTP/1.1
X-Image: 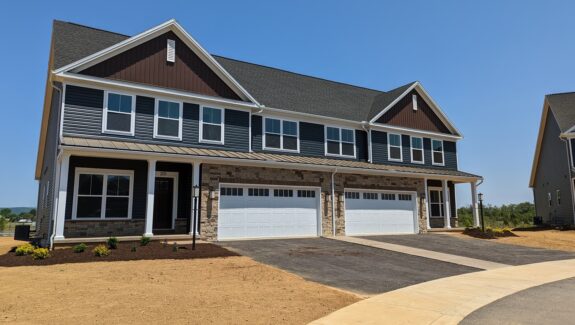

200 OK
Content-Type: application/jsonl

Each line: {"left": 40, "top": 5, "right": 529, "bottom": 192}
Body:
{"left": 424, "top": 178, "right": 481, "bottom": 230}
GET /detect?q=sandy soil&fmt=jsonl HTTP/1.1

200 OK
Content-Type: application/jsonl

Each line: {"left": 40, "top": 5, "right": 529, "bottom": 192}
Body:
{"left": 450, "top": 230, "right": 575, "bottom": 252}
{"left": 0, "top": 237, "right": 26, "bottom": 254}
{"left": 0, "top": 254, "right": 359, "bottom": 324}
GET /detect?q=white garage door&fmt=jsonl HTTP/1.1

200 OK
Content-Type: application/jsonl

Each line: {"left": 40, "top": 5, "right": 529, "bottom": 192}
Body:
{"left": 345, "top": 190, "right": 417, "bottom": 235}
{"left": 218, "top": 185, "right": 320, "bottom": 240}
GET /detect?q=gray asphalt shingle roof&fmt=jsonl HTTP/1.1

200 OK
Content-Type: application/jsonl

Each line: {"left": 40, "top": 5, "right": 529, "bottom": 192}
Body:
{"left": 547, "top": 92, "right": 575, "bottom": 132}
{"left": 51, "top": 20, "right": 415, "bottom": 122}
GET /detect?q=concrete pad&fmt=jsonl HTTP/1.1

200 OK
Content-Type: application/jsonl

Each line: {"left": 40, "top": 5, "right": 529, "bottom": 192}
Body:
{"left": 334, "top": 236, "right": 510, "bottom": 270}
{"left": 310, "top": 259, "right": 575, "bottom": 325}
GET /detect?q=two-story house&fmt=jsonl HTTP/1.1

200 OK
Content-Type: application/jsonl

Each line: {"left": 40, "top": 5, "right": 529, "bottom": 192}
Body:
{"left": 530, "top": 92, "right": 575, "bottom": 225}
{"left": 35, "top": 19, "right": 482, "bottom": 247}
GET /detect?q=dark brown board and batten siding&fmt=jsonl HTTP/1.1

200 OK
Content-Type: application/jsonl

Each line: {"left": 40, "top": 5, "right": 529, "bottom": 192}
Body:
{"left": 80, "top": 31, "right": 243, "bottom": 101}
{"left": 376, "top": 90, "right": 452, "bottom": 134}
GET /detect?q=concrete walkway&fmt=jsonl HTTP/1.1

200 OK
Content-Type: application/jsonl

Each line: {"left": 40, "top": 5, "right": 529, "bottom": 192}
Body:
{"left": 310, "top": 258, "right": 575, "bottom": 325}
{"left": 333, "top": 236, "right": 510, "bottom": 270}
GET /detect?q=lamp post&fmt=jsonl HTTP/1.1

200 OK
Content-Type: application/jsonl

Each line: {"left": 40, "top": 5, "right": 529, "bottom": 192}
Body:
{"left": 478, "top": 192, "right": 485, "bottom": 232}
{"left": 192, "top": 184, "right": 200, "bottom": 250}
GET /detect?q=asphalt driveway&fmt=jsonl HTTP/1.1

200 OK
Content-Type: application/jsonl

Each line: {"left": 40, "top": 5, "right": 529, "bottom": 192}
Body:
{"left": 359, "top": 234, "right": 575, "bottom": 265}
{"left": 218, "top": 237, "right": 478, "bottom": 295}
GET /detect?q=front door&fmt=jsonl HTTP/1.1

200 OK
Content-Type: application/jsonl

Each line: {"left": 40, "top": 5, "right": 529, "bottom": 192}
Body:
{"left": 153, "top": 177, "right": 174, "bottom": 229}
{"left": 429, "top": 189, "right": 444, "bottom": 219}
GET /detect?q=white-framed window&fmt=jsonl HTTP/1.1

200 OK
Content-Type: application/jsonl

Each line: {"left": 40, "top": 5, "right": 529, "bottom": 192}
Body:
{"left": 432, "top": 139, "right": 445, "bottom": 166}
{"left": 72, "top": 168, "right": 133, "bottom": 220}
{"left": 263, "top": 117, "right": 299, "bottom": 152}
{"left": 388, "top": 133, "right": 402, "bottom": 161}
{"left": 363, "top": 192, "right": 379, "bottom": 200}
{"left": 102, "top": 91, "right": 135, "bottom": 135}
{"left": 381, "top": 193, "right": 396, "bottom": 200}
{"left": 325, "top": 126, "right": 355, "bottom": 157}
{"left": 410, "top": 136, "right": 424, "bottom": 164}
{"left": 345, "top": 192, "right": 360, "bottom": 199}
{"left": 200, "top": 106, "right": 224, "bottom": 144}
{"left": 154, "top": 99, "right": 182, "bottom": 140}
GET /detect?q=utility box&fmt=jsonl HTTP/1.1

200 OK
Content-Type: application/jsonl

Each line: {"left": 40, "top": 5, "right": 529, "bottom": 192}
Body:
{"left": 14, "top": 225, "right": 30, "bottom": 241}
{"left": 533, "top": 216, "right": 543, "bottom": 225}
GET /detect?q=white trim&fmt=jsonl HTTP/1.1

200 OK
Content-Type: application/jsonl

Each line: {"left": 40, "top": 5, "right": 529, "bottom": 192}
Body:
{"left": 410, "top": 135, "right": 425, "bottom": 164}
{"left": 368, "top": 123, "right": 461, "bottom": 141}
{"left": 53, "top": 19, "right": 259, "bottom": 105}
{"left": 154, "top": 171, "right": 179, "bottom": 230}
{"left": 262, "top": 117, "right": 300, "bottom": 153}
{"left": 387, "top": 133, "right": 403, "bottom": 162}
{"left": 102, "top": 90, "right": 136, "bottom": 136}
{"left": 153, "top": 98, "right": 183, "bottom": 141}
{"left": 58, "top": 84, "right": 67, "bottom": 143}
{"left": 442, "top": 179, "right": 452, "bottom": 229}
{"left": 431, "top": 139, "right": 445, "bottom": 166}
{"left": 424, "top": 178, "right": 430, "bottom": 229}
{"left": 199, "top": 105, "right": 225, "bottom": 145}
{"left": 71, "top": 167, "right": 134, "bottom": 220}
{"left": 325, "top": 126, "right": 356, "bottom": 158}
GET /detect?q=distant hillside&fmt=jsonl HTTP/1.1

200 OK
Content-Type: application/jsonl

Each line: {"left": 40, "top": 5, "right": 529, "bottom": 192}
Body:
{"left": 0, "top": 207, "right": 35, "bottom": 214}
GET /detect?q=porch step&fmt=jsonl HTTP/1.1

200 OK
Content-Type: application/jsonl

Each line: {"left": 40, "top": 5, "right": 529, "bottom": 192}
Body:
{"left": 427, "top": 227, "right": 465, "bottom": 233}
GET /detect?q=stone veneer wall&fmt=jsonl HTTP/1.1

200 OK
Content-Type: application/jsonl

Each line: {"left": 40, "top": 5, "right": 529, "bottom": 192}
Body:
{"left": 199, "top": 164, "right": 429, "bottom": 240}
{"left": 64, "top": 220, "right": 145, "bottom": 238}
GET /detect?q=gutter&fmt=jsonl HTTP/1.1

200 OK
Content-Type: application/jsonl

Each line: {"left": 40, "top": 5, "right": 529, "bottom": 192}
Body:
{"left": 361, "top": 122, "right": 372, "bottom": 163}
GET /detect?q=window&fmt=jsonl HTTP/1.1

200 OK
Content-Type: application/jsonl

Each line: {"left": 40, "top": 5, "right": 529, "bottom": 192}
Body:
{"left": 557, "top": 190, "right": 561, "bottom": 205}
{"left": 73, "top": 169, "right": 133, "bottom": 219}
{"left": 388, "top": 133, "right": 402, "bottom": 161}
{"left": 221, "top": 187, "right": 243, "bottom": 196}
{"left": 432, "top": 140, "right": 445, "bottom": 166}
{"left": 326, "top": 127, "right": 355, "bottom": 157}
{"left": 411, "top": 137, "right": 424, "bottom": 164}
{"left": 297, "top": 190, "right": 316, "bottom": 198}
{"left": 398, "top": 194, "right": 412, "bottom": 201}
{"left": 381, "top": 193, "right": 396, "bottom": 200}
{"left": 103, "top": 92, "right": 135, "bottom": 135}
{"left": 200, "top": 106, "right": 224, "bottom": 143}
{"left": 248, "top": 188, "right": 269, "bottom": 197}
{"left": 264, "top": 118, "right": 299, "bottom": 151}
{"left": 345, "top": 192, "right": 360, "bottom": 199}
{"left": 363, "top": 192, "right": 378, "bottom": 200}
{"left": 429, "top": 189, "right": 444, "bottom": 218}
{"left": 274, "top": 189, "right": 294, "bottom": 197}
{"left": 154, "top": 99, "right": 182, "bottom": 140}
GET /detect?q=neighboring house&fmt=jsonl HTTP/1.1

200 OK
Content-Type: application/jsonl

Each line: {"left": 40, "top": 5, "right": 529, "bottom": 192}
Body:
{"left": 530, "top": 93, "right": 575, "bottom": 225}
{"left": 35, "top": 19, "right": 482, "bottom": 247}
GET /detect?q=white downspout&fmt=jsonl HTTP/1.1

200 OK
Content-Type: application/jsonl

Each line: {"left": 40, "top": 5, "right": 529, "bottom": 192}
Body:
{"left": 362, "top": 122, "right": 372, "bottom": 163}
{"left": 49, "top": 83, "right": 63, "bottom": 250}
{"left": 331, "top": 169, "right": 337, "bottom": 236}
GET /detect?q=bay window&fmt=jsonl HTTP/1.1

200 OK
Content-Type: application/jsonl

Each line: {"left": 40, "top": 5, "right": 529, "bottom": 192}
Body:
{"left": 264, "top": 118, "right": 299, "bottom": 151}
{"left": 326, "top": 127, "right": 355, "bottom": 157}
{"left": 73, "top": 169, "right": 133, "bottom": 219}
{"left": 103, "top": 92, "right": 135, "bottom": 135}
{"left": 154, "top": 99, "right": 182, "bottom": 140}
{"left": 200, "top": 106, "right": 224, "bottom": 143}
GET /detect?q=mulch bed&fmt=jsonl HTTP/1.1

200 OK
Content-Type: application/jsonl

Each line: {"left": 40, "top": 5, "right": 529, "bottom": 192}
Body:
{"left": 0, "top": 241, "right": 238, "bottom": 267}
{"left": 463, "top": 227, "right": 518, "bottom": 239}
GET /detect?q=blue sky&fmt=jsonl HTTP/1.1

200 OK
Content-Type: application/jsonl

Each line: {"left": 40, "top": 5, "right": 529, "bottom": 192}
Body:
{"left": 1, "top": 0, "right": 574, "bottom": 207}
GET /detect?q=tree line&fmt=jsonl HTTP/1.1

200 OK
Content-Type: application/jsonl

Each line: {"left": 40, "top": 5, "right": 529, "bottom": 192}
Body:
{"left": 457, "top": 202, "right": 535, "bottom": 228}
{"left": 0, "top": 208, "right": 36, "bottom": 231}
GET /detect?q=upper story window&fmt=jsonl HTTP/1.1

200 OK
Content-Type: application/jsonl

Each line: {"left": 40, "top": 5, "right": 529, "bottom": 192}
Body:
{"left": 432, "top": 139, "right": 445, "bottom": 166}
{"left": 410, "top": 136, "right": 424, "bottom": 164}
{"left": 388, "top": 133, "right": 402, "bottom": 161}
{"left": 154, "top": 99, "right": 182, "bottom": 140}
{"left": 264, "top": 118, "right": 299, "bottom": 152}
{"left": 200, "top": 106, "right": 224, "bottom": 144}
{"left": 103, "top": 92, "right": 135, "bottom": 135}
{"left": 326, "top": 127, "right": 355, "bottom": 157}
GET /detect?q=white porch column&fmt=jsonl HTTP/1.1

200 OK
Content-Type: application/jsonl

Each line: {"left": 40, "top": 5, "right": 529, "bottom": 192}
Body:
{"left": 190, "top": 162, "right": 201, "bottom": 235}
{"left": 144, "top": 159, "right": 156, "bottom": 237}
{"left": 443, "top": 179, "right": 452, "bottom": 229}
{"left": 471, "top": 182, "right": 480, "bottom": 227}
{"left": 54, "top": 152, "right": 71, "bottom": 240}
{"left": 424, "top": 178, "right": 431, "bottom": 230}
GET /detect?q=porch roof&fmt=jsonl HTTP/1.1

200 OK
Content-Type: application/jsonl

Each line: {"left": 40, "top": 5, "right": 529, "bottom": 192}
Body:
{"left": 61, "top": 137, "right": 482, "bottom": 181}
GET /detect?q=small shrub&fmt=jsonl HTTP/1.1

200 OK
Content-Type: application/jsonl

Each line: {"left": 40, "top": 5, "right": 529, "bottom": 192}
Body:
{"left": 140, "top": 236, "right": 151, "bottom": 246}
{"left": 172, "top": 242, "right": 179, "bottom": 252}
{"left": 131, "top": 243, "right": 137, "bottom": 252}
{"left": 107, "top": 237, "right": 119, "bottom": 249}
{"left": 93, "top": 244, "right": 110, "bottom": 257}
{"left": 73, "top": 243, "right": 88, "bottom": 253}
{"left": 15, "top": 243, "right": 35, "bottom": 256}
{"left": 32, "top": 248, "right": 50, "bottom": 260}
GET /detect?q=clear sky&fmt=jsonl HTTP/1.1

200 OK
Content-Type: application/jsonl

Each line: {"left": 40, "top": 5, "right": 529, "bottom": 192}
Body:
{"left": 1, "top": 0, "right": 574, "bottom": 208}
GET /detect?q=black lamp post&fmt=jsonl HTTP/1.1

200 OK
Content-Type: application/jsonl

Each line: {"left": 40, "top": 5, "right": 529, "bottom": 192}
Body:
{"left": 192, "top": 184, "right": 200, "bottom": 250}
{"left": 478, "top": 192, "right": 485, "bottom": 232}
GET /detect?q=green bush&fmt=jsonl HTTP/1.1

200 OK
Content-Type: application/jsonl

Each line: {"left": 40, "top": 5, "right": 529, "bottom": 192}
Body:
{"left": 140, "top": 236, "right": 151, "bottom": 246}
{"left": 107, "top": 237, "right": 119, "bottom": 249}
{"left": 15, "top": 243, "right": 35, "bottom": 256}
{"left": 73, "top": 243, "right": 88, "bottom": 253}
{"left": 93, "top": 244, "right": 110, "bottom": 257}
{"left": 32, "top": 248, "right": 50, "bottom": 260}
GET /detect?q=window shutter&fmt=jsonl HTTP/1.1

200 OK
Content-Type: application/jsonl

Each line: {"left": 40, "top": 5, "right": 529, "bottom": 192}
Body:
{"left": 167, "top": 39, "right": 176, "bottom": 63}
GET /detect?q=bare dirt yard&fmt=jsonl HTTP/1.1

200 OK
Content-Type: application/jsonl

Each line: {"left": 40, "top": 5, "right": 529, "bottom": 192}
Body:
{"left": 0, "top": 238, "right": 359, "bottom": 324}
{"left": 453, "top": 229, "right": 575, "bottom": 252}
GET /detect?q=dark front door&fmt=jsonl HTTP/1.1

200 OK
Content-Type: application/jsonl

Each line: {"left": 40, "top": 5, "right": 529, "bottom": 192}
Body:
{"left": 154, "top": 177, "right": 174, "bottom": 229}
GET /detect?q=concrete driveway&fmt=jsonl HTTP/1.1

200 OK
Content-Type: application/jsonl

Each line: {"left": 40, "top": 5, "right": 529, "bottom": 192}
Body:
{"left": 218, "top": 237, "right": 478, "bottom": 296}
{"left": 360, "top": 233, "right": 575, "bottom": 265}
